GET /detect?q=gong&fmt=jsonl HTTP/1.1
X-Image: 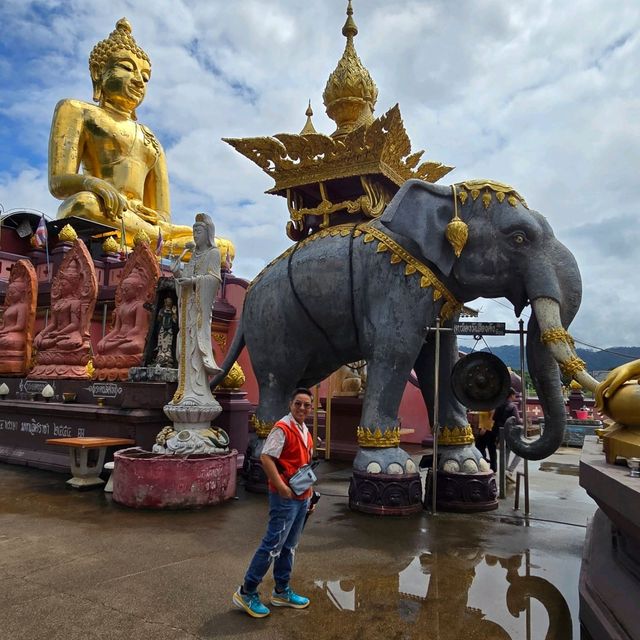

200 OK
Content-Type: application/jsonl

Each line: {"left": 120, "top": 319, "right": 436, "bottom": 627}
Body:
{"left": 451, "top": 352, "right": 511, "bottom": 410}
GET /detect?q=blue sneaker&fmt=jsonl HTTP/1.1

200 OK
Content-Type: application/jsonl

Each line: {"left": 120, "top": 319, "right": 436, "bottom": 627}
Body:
{"left": 232, "top": 587, "right": 270, "bottom": 618}
{"left": 270, "top": 586, "right": 310, "bottom": 609}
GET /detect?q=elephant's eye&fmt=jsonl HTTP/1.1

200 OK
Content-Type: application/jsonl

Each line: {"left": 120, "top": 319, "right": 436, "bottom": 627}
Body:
{"left": 511, "top": 232, "right": 527, "bottom": 245}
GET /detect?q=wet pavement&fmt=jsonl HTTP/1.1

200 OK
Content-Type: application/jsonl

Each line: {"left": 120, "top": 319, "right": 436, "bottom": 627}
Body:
{"left": 0, "top": 446, "right": 595, "bottom": 639}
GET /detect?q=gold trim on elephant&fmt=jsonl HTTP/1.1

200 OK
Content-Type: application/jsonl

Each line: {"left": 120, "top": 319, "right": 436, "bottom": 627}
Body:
{"left": 559, "top": 356, "right": 587, "bottom": 379}
{"left": 455, "top": 180, "right": 528, "bottom": 210}
{"left": 357, "top": 426, "right": 401, "bottom": 447}
{"left": 541, "top": 327, "right": 575, "bottom": 348}
{"left": 438, "top": 425, "right": 475, "bottom": 446}
{"left": 357, "top": 224, "right": 462, "bottom": 321}
{"left": 250, "top": 415, "right": 275, "bottom": 438}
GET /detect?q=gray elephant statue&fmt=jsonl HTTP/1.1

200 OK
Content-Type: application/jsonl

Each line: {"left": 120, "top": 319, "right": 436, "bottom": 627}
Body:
{"left": 214, "top": 178, "right": 587, "bottom": 512}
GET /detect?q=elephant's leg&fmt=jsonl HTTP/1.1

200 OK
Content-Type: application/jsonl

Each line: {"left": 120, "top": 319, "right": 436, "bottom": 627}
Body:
{"left": 352, "top": 349, "right": 421, "bottom": 476}
{"left": 414, "top": 329, "right": 491, "bottom": 475}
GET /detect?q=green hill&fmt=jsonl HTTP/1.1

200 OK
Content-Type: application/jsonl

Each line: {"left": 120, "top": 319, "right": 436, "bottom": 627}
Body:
{"left": 460, "top": 345, "right": 640, "bottom": 373}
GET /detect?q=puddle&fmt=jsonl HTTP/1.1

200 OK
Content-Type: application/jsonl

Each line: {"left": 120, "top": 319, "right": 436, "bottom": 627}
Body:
{"left": 297, "top": 549, "right": 574, "bottom": 639}
{"left": 538, "top": 462, "right": 579, "bottom": 476}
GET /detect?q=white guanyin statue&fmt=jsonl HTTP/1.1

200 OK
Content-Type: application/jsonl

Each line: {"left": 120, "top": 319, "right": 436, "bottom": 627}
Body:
{"left": 159, "top": 213, "right": 227, "bottom": 452}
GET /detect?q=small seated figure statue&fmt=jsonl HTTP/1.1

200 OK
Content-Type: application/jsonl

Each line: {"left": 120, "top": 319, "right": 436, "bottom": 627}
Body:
{"left": 0, "top": 260, "right": 38, "bottom": 375}
{"left": 48, "top": 18, "right": 234, "bottom": 261}
{"left": 94, "top": 238, "right": 160, "bottom": 380}
{"left": 30, "top": 241, "right": 98, "bottom": 379}
{"left": 153, "top": 296, "right": 178, "bottom": 368}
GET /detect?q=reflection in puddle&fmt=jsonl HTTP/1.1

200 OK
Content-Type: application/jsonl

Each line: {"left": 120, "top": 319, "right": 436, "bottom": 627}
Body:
{"left": 538, "top": 462, "right": 579, "bottom": 476}
{"left": 314, "top": 549, "right": 573, "bottom": 639}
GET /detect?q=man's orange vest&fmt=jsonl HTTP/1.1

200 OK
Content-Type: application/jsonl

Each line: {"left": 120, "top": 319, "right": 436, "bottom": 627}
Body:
{"left": 268, "top": 416, "right": 313, "bottom": 500}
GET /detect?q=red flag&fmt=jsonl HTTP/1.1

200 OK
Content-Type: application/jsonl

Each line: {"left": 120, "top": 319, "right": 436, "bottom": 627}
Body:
{"left": 156, "top": 228, "right": 164, "bottom": 256}
{"left": 33, "top": 215, "right": 48, "bottom": 249}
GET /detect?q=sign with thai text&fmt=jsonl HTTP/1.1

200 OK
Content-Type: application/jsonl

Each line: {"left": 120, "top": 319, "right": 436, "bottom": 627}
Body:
{"left": 453, "top": 322, "right": 506, "bottom": 336}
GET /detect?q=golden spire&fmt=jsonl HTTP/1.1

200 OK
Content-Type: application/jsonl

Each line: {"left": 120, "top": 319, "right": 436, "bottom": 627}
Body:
{"left": 300, "top": 100, "right": 317, "bottom": 135}
{"left": 323, "top": 0, "right": 378, "bottom": 138}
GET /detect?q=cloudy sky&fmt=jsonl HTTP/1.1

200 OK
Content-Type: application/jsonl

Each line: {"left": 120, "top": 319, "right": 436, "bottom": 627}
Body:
{"left": 0, "top": 0, "right": 638, "bottom": 349}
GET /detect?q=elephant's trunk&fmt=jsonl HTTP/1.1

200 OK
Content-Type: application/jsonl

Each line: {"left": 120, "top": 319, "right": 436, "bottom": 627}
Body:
{"left": 506, "top": 297, "right": 598, "bottom": 460}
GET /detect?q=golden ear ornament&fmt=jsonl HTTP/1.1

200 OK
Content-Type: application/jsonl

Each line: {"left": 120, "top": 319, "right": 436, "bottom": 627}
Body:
{"left": 445, "top": 184, "right": 469, "bottom": 258}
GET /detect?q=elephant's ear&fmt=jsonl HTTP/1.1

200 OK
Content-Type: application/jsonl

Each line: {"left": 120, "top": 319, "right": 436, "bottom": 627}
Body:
{"left": 380, "top": 179, "right": 455, "bottom": 276}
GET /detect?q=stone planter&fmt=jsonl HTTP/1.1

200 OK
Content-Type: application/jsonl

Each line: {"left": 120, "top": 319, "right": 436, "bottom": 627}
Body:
{"left": 112, "top": 447, "right": 237, "bottom": 509}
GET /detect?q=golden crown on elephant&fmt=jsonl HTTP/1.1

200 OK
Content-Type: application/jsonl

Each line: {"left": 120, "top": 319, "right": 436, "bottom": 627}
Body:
{"left": 224, "top": 1, "right": 453, "bottom": 240}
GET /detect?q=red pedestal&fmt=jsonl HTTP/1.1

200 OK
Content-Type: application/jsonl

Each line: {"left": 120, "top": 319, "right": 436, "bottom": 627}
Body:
{"left": 113, "top": 448, "right": 237, "bottom": 509}
{"left": 213, "top": 389, "right": 252, "bottom": 463}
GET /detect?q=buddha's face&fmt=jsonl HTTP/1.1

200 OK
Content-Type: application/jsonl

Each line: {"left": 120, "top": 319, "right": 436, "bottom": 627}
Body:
{"left": 100, "top": 50, "right": 150, "bottom": 113}
{"left": 6, "top": 281, "right": 25, "bottom": 304}
{"left": 121, "top": 274, "right": 142, "bottom": 301}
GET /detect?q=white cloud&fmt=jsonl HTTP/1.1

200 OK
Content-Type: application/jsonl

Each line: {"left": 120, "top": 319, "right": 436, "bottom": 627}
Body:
{"left": 0, "top": 0, "right": 638, "bottom": 347}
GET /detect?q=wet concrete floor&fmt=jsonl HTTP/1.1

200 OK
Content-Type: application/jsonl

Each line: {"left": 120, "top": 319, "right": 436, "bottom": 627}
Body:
{"left": 0, "top": 446, "right": 595, "bottom": 639}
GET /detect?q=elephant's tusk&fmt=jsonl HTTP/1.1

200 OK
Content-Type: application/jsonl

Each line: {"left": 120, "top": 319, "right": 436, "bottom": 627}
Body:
{"left": 531, "top": 297, "right": 598, "bottom": 392}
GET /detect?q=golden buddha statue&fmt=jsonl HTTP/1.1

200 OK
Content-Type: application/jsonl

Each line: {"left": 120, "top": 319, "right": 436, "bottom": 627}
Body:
{"left": 48, "top": 18, "right": 234, "bottom": 263}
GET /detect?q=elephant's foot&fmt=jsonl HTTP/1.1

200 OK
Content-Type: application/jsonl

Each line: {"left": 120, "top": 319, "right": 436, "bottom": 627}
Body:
{"left": 353, "top": 446, "right": 418, "bottom": 474}
{"left": 425, "top": 445, "right": 497, "bottom": 512}
{"left": 349, "top": 447, "right": 422, "bottom": 516}
{"left": 243, "top": 437, "right": 268, "bottom": 494}
{"left": 437, "top": 444, "right": 491, "bottom": 474}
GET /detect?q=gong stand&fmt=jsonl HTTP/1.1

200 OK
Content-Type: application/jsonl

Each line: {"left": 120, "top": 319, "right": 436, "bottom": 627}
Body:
{"left": 424, "top": 317, "right": 529, "bottom": 514}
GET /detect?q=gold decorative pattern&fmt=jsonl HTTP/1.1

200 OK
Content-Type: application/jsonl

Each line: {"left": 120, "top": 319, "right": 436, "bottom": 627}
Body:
{"left": 322, "top": 0, "right": 378, "bottom": 138}
{"left": 219, "top": 361, "right": 246, "bottom": 389}
{"left": 58, "top": 224, "right": 78, "bottom": 242}
{"left": 559, "top": 356, "right": 587, "bottom": 378}
{"left": 213, "top": 332, "right": 227, "bottom": 350}
{"left": 357, "top": 426, "right": 401, "bottom": 448}
{"left": 86, "top": 360, "right": 95, "bottom": 377}
{"left": 360, "top": 224, "right": 462, "bottom": 321}
{"left": 225, "top": 105, "right": 452, "bottom": 196}
{"left": 445, "top": 184, "right": 468, "bottom": 258}
{"left": 102, "top": 236, "right": 119, "bottom": 253}
{"left": 456, "top": 180, "right": 528, "bottom": 210}
{"left": 541, "top": 327, "right": 575, "bottom": 348}
{"left": 438, "top": 425, "right": 475, "bottom": 446}
{"left": 250, "top": 415, "right": 275, "bottom": 438}
{"left": 133, "top": 229, "right": 150, "bottom": 246}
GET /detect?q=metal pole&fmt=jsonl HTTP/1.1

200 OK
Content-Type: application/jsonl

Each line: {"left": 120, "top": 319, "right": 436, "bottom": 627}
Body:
{"left": 325, "top": 374, "right": 332, "bottom": 460}
{"left": 499, "top": 424, "right": 506, "bottom": 499}
{"left": 431, "top": 316, "right": 441, "bottom": 515}
{"left": 312, "top": 383, "right": 320, "bottom": 453}
{"left": 519, "top": 318, "right": 530, "bottom": 516}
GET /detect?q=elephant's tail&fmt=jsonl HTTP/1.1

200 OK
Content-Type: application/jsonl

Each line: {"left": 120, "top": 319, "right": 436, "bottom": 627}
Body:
{"left": 210, "top": 323, "right": 246, "bottom": 389}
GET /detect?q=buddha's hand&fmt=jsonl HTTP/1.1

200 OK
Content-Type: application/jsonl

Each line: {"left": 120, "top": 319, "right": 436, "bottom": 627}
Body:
{"left": 82, "top": 177, "right": 127, "bottom": 220}
{"left": 131, "top": 201, "right": 160, "bottom": 224}
{"left": 595, "top": 359, "right": 640, "bottom": 410}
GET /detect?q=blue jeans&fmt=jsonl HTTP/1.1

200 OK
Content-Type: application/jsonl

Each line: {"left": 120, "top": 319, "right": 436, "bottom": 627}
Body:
{"left": 243, "top": 492, "right": 309, "bottom": 594}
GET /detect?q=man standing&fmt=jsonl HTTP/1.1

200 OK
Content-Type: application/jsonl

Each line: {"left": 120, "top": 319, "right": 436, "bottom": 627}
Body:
{"left": 233, "top": 388, "right": 314, "bottom": 618}
{"left": 493, "top": 387, "right": 523, "bottom": 481}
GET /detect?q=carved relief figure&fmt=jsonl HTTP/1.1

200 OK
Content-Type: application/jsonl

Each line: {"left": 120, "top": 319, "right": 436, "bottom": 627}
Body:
{"left": 47, "top": 18, "right": 232, "bottom": 261}
{"left": 0, "top": 260, "right": 38, "bottom": 375}
{"left": 30, "top": 240, "right": 98, "bottom": 379}
{"left": 93, "top": 239, "right": 160, "bottom": 380}
{"left": 170, "top": 213, "right": 222, "bottom": 406}
{"left": 153, "top": 296, "right": 178, "bottom": 368}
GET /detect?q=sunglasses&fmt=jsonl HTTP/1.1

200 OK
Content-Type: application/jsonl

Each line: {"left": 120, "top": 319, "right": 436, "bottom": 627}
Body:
{"left": 293, "top": 400, "right": 313, "bottom": 409}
